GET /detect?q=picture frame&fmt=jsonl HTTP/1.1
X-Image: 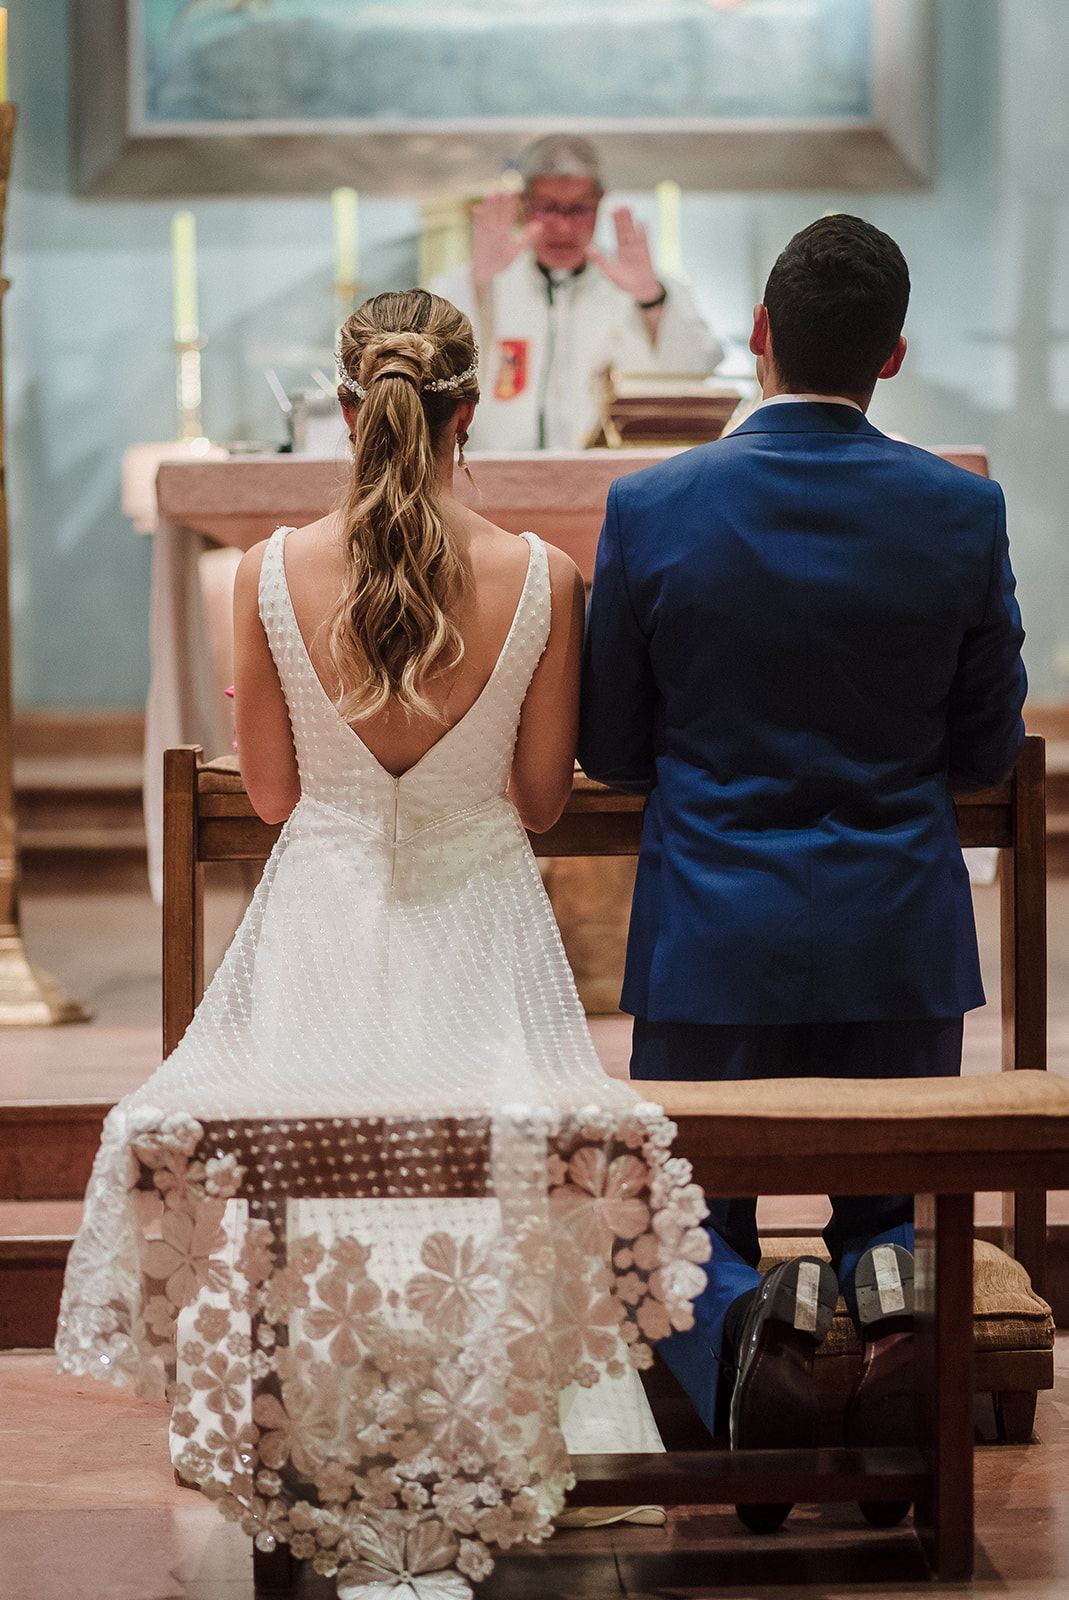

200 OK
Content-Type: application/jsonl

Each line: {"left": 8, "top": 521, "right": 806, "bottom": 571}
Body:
{"left": 72, "top": 0, "right": 932, "bottom": 197}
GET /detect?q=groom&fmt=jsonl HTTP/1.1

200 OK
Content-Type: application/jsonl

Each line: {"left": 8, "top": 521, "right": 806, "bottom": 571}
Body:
{"left": 579, "top": 215, "right": 1027, "bottom": 1526}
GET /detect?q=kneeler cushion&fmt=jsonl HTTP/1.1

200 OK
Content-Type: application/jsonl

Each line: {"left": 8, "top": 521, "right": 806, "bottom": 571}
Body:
{"left": 759, "top": 1235, "right": 1055, "bottom": 1356}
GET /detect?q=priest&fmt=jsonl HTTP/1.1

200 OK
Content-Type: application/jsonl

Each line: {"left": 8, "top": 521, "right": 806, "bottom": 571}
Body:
{"left": 432, "top": 135, "right": 724, "bottom": 450}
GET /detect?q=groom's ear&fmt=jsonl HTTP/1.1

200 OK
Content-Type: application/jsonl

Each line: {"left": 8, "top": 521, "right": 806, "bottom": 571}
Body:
{"left": 749, "top": 303, "right": 770, "bottom": 357}
{"left": 878, "top": 335, "right": 907, "bottom": 381}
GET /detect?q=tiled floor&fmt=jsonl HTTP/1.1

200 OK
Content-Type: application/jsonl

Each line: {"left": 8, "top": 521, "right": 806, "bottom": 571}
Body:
{"left": 2, "top": 1340, "right": 1069, "bottom": 1600}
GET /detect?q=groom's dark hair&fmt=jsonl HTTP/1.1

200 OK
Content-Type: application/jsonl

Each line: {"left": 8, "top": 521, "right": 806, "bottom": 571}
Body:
{"left": 763, "top": 215, "right": 910, "bottom": 396}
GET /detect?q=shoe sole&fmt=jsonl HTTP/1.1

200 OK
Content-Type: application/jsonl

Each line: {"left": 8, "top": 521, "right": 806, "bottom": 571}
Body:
{"left": 764, "top": 1256, "right": 839, "bottom": 1341}
{"left": 731, "top": 1256, "right": 839, "bottom": 1445}
{"left": 849, "top": 1244, "right": 918, "bottom": 1526}
{"left": 854, "top": 1243, "right": 914, "bottom": 1326}
{"left": 732, "top": 1256, "right": 838, "bottom": 1534}
{"left": 556, "top": 1505, "right": 667, "bottom": 1529}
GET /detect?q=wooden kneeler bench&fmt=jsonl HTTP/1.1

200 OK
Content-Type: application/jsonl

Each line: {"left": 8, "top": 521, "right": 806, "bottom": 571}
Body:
{"left": 580, "top": 1073, "right": 1069, "bottom": 1579}
{"left": 182, "top": 1076, "right": 1069, "bottom": 1588}
{"left": 163, "top": 737, "right": 1059, "bottom": 1585}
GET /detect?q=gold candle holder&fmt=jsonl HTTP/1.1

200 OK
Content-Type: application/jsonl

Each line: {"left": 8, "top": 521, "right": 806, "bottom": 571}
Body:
{"left": 0, "top": 102, "right": 89, "bottom": 1023}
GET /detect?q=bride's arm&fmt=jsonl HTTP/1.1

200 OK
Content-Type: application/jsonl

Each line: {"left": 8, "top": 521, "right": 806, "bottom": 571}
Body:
{"left": 233, "top": 541, "right": 301, "bottom": 825}
{"left": 508, "top": 545, "right": 586, "bottom": 833}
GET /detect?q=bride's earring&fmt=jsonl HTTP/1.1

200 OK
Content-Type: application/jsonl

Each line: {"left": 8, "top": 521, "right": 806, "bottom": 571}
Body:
{"left": 457, "top": 429, "right": 478, "bottom": 493}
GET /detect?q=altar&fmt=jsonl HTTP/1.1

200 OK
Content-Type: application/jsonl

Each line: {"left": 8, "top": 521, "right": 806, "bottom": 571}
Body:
{"left": 138, "top": 442, "right": 995, "bottom": 1006}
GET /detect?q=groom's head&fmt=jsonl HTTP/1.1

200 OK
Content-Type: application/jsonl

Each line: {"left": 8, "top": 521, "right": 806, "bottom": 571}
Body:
{"left": 751, "top": 215, "right": 910, "bottom": 405}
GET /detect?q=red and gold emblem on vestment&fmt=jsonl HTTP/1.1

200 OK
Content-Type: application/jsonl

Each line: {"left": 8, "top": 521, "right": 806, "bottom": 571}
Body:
{"left": 494, "top": 339, "right": 528, "bottom": 400}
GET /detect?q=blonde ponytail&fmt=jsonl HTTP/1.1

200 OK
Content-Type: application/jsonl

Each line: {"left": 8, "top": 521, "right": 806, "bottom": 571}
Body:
{"left": 328, "top": 290, "right": 479, "bottom": 723}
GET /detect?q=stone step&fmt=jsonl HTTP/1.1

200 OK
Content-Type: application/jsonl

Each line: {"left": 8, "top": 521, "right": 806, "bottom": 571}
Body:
{"left": 15, "top": 754, "right": 144, "bottom": 833}
{"left": 3, "top": 1198, "right": 1064, "bottom": 1351}
{"left": 0, "top": 1101, "right": 112, "bottom": 1202}
{"left": 1045, "top": 741, "right": 1069, "bottom": 808}
{"left": 0, "top": 1200, "right": 82, "bottom": 1350}
{"left": 14, "top": 751, "right": 148, "bottom": 887}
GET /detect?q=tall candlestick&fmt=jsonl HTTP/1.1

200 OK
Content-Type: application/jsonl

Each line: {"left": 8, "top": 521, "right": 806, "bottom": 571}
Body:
{"left": 0, "top": 99, "right": 88, "bottom": 1024}
{"left": 0, "top": 12, "right": 7, "bottom": 104}
{"left": 171, "top": 210, "right": 199, "bottom": 342}
{"left": 332, "top": 187, "right": 359, "bottom": 296}
{"left": 655, "top": 180, "right": 682, "bottom": 278}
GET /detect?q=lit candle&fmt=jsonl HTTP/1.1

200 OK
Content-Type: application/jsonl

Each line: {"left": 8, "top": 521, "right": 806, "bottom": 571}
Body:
{"left": 171, "top": 211, "right": 199, "bottom": 342}
{"left": 0, "top": 11, "right": 8, "bottom": 104}
{"left": 332, "top": 187, "right": 359, "bottom": 288}
{"left": 655, "top": 180, "right": 682, "bottom": 278}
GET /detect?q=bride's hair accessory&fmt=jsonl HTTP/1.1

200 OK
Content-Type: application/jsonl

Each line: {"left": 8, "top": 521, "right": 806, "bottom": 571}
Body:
{"left": 335, "top": 339, "right": 480, "bottom": 400}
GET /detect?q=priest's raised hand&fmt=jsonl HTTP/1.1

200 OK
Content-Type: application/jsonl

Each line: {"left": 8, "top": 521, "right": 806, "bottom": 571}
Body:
{"left": 471, "top": 191, "right": 544, "bottom": 295}
{"left": 586, "top": 206, "right": 664, "bottom": 311}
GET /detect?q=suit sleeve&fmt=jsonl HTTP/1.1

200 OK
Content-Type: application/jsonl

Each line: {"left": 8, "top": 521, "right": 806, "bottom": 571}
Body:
{"left": 947, "top": 483, "right": 1027, "bottom": 793}
{"left": 578, "top": 480, "right": 658, "bottom": 792}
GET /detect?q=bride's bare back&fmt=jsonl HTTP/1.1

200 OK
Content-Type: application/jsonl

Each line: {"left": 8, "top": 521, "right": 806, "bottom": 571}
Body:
{"left": 286, "top": 507, "right": 534, "bottom": 774}
{"left": 233, "top": 497, "right": 585, "bottom": 830}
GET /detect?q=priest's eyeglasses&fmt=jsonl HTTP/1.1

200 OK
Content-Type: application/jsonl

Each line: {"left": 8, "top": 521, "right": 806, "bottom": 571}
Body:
{"left": 526, "top": 203, "right": 599, "bottom": 221}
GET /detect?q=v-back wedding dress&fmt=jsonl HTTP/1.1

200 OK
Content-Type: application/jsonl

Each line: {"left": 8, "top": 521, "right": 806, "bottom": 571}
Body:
{"left": 57, "top": 527, "right": 709, "bottom": 1599}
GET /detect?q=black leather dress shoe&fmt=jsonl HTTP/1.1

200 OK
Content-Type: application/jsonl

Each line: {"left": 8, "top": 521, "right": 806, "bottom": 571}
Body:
{"left": 844, "top": 1243, "right": 916, "bottom": 1528}
{"left": 729, "top": 1255, "right": 839, "bottom": 1534}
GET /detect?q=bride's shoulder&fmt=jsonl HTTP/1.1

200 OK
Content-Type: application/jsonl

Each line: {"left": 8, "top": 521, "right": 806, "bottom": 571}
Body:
{"left": 281, "top": 513, "right": 338, "bottom": 553}
{"left": 536, "top": 536, "right": 584, "bottom": 594}
{"left": 234, "top": 536, "right": 272, "bottom": 594}
{"left": 530, "top": 538, "right": 585, "bottom": 630}
{"left": 466, "top": 521, "right": 580, "bottom": 592}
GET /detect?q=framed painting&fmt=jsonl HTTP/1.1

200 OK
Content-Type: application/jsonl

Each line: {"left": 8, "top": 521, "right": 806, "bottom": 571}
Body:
{"left": 72, "top": 0, "right": 932, "bottom": 195}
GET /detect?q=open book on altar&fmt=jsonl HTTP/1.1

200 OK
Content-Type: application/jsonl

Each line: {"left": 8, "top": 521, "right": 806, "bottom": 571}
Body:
{"left": 588, "top": 372, "right": 747, "bottom": 449}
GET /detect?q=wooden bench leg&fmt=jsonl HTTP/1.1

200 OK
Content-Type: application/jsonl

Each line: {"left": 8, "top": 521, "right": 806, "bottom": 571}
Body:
{"left": 993, "top": 1389, "right": 1038, "bottom": 1444}
{"left": 253, "top": 1543, "right": 295, "bottom": 1593}
{"left": 914, "top": 1192, "right": 975, "bottom": 1581}
{"left": 163, "top": 744, "right": 204, "bottom": 1058}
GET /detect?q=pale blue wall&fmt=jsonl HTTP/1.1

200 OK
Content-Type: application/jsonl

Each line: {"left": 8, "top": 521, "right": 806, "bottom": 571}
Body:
{"left": 6, "top": 0, "right": 422, "bottom": 706}
{"left": 8, "top": 0, "right": 1068, "bottom": 707}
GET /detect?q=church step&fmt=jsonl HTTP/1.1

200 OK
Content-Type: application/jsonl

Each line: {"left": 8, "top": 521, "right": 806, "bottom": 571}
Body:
{"left": 16, "top": 755, "right": 144, "bottom": 837}
{"left": 0, "top": 1101, "right": 111, "bottom": 1202}
{"left": 15, "top": 750, "right": 148, "bottom": 887}
{"left": 1045, "top": 740, "right": 1069, "bottom": 816}
{"left": 0, "top": 1201, "right": 81, "bottom": 1348}
{"left": 20, "top": 825, "right": 147, "bottom": 853}
{"left": 2, "top": 1201, "right": 1065, "bottom": 1352}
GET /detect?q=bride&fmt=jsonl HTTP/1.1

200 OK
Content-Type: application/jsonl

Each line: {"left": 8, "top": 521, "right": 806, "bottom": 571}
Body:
{"left": 56, "top": 289, "right": 709, "bottom": 1598}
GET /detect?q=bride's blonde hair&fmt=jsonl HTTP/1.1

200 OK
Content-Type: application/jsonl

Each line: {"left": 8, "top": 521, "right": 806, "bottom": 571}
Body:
{"left": 329, "top": 289, "right": 479, "bottom": 722}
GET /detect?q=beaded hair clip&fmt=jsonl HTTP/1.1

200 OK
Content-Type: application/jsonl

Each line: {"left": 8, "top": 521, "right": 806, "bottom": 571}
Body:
{"left": 335, "top": 343, "right": 480, "bottom": 401}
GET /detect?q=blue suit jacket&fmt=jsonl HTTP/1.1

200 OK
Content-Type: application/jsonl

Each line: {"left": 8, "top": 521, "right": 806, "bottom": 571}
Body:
{"left": 578, "top": 403, "right": 1027, "bottom": 1025}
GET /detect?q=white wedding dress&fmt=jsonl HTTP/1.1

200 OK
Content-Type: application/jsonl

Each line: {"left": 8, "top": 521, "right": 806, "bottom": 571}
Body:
{"left": 57, "top": 527, "right": 709, "bottom": 1599}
